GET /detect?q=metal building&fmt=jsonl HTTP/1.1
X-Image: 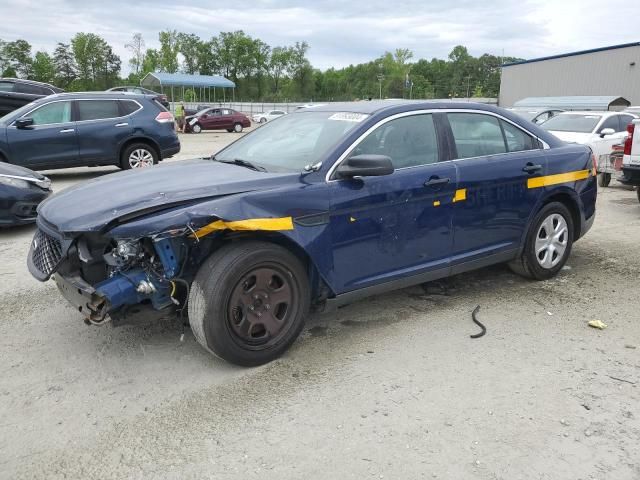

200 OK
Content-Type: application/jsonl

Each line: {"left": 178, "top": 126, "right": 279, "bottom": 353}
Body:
{"left": 500, "top": 42, "right": 640, "bottom": 107}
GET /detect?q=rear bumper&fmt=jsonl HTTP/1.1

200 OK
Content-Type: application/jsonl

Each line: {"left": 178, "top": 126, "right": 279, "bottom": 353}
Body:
{"left": 619, "top": 164, "right": 640, "bottom": 186}
{"left": 161, "top": 140, "right": 181, "bottom": 160}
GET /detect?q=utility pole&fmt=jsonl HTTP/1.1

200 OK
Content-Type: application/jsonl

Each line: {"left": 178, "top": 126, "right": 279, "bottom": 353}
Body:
{"left": 377, "top": 62, "right": 384, "bottom": 100}
{"left": 466, "top": 75, "right": 471, "bottom": 99}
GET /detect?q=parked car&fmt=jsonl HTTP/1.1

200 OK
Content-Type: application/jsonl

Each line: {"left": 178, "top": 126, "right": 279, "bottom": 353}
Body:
{"left": 620, "top": 118, "right": 640, "bottom": 202}
{"left": 0, "top": 162, "right": 51, "bottom": 226}
{"left": 185, "top": 107, "right": 251, "bottom": 133}
{"left": 541, "top": 110, "right": 637, "bottom": 185}
{"left": 0, "top": 78, "right": 63, "bottom": 117}
{"left": 0, "top": 92, "right": 180, "bottom": 170}
{"left": 106, "top": 86, "right": 169, "bottom": 108}
{"left": 510, "top": 108, "right": 564, "bottom": 125}
{"left": 27, "top": 101, "right": 596, "bottom": 366}
{"left": 252, "top": 110, "right": 286, "bottom": 124}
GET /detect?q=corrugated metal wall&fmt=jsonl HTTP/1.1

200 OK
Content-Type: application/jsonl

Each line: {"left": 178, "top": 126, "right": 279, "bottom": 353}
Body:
{"left": 499, "top": 45, "right": 640, "bottom": 107}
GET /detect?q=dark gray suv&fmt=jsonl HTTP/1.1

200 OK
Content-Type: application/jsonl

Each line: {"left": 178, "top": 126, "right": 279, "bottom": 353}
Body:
{"left": 0, "top": 92, "right": 180, "bottom": 170}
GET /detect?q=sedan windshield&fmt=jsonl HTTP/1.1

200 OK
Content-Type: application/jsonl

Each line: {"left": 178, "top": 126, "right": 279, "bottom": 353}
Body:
{"left": 541, "top": 114, "right": 601, "bottom": 133}
{"left": 214, "top": 111, "right": 367, "bottom": 172}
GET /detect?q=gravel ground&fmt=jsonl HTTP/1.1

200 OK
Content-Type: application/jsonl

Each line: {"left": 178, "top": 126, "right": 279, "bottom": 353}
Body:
{"left": 1, "top": 131, "right": 639, "bottom": 479}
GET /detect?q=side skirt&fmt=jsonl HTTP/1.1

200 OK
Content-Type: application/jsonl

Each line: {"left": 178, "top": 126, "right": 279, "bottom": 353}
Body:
{"left": 321, "top": 249, "right": 519, "bottom": 312}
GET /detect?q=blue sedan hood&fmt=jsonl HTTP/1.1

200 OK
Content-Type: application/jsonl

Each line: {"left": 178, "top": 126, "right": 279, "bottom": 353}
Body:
{"left": 39, "top": 159, "right": 298, "bottom": 233}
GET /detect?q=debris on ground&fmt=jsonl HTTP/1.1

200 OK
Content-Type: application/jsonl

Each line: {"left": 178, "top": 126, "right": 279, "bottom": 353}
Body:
{"left": 470, "top": 305, "right": 486, "bottom": 339}
{"left": 588, "top": 320, "right": 608, "bottom": 330}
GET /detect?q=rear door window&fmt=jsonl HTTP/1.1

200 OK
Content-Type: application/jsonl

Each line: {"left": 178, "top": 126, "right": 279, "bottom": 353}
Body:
{"left": 448, "top": 113, "right": 506, "bottom": 158}
{"left": 77, "top": 100, "right": 121, "bottom": 121}
{"left": 28, "top": 101, "right": 72, "bottom": 125}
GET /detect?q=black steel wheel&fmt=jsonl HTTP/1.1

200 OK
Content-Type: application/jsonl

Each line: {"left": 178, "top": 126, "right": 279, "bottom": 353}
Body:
{"left": 189, "top": 241, "right": 309, "bottom": 366}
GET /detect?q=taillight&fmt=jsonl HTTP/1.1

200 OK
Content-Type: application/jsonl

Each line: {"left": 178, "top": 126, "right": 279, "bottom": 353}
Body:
{"left": 624, "top": 123, "right": 635, "bottom": 156}
{"left": 155, "top": 111, "right": 174, "bottom": 123}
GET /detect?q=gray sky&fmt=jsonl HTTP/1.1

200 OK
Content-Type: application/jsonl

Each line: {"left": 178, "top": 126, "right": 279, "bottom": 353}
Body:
{"left": 1, "top": 0, "right": 638, "bottom": 71}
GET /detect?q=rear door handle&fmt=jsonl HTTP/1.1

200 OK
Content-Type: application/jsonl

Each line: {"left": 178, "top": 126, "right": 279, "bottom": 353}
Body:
{"left": 115, "top": 122, "right": 129, "bottom": 127}
{"left": 59, "top": 128, "right": 75, "bottom": 133}
{"left": 424, "top": 177, "right": 451, "bottom": 187}
{"left": 523, "top": 163, "right": 543, "bottom": 174}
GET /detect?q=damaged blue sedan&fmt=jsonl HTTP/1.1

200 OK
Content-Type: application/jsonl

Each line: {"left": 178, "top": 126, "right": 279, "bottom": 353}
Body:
{"left": 28, "top": 101, "right": 597, "bottom": 366}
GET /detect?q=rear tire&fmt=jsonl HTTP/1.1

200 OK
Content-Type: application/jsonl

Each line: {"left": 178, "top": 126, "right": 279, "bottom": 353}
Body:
{"left": 233, "top": 123, "right": 243, "bottom": 133}
{"left": 509, "top": 202, "right": 574, "bottom": 280}
{"left": 598, "top": 172, "right": 611, "bottom": 187}
{"left": 120, "top": 143, "right": 158, "bottom": 170}
{"left": 188, "top": 241, "right": 310, "bottom": 366}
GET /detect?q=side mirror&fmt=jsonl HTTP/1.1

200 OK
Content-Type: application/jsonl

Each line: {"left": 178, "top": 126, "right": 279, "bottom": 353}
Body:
{"left": 336, "top": 154, "right": 394, "bottom": 179}
{"left": 200, "top": 114, "right": 208, "bottom": 119}
{"left": 600, "top": 128, "right": 615, "bottom": 137}
{"left": 15, "top": 118, "right": 34, "bottom": 129}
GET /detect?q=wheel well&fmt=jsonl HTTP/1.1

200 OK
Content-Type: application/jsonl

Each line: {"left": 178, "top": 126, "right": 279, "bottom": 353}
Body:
{"left": 215, "top": 231, "right": 332, "bottom": 300}
{"left": 120, "top": 137, "right": 160, "bottom": 161}
{"left": 543, "top": 193, "right": 581, "bottom": 239}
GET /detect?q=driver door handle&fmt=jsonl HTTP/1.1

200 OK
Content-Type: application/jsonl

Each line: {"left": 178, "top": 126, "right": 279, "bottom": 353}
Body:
{"left": 424, "top": 177, "right": 450, "bottom": 187}
{"left": 59, "top": 128, "right": 75, "bottom": 133}
{"left": 115, "top": 122, "right": 129, "bottom": 127}
{"left": 523, "top": 163, "right": 543, "bottom": 174}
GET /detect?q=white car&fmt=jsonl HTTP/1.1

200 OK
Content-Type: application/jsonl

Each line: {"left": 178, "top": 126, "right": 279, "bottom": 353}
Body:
{"left": 541, "top": 111, "right": 637, "bottom": 185}
{"left": 252, "top": 110, "right": 286, "bottom": 124}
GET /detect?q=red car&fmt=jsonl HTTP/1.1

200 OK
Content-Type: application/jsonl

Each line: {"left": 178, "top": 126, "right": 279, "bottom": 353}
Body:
{"left": 185, "top": 108, "right": 251, "bottom": 133}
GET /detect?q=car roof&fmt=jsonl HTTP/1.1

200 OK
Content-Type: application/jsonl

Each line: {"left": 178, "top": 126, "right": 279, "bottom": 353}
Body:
{"left": 0, "top": 77, "right": 62, "bottom": 91}
{"left": 44, "top": 92, "right": 152, "bottom": 100}
{"left": 292, "top": 100, "right": 511, "bottom": 116}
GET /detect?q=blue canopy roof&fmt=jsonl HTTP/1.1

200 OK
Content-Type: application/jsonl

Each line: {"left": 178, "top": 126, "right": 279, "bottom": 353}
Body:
{"left": 141, "top": 72, "right": 235, "bottom": 89}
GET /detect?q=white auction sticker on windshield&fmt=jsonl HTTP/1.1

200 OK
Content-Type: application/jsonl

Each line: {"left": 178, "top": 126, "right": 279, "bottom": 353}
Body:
{"left": 328, "top": 112, "right": 368, "bottom": 122}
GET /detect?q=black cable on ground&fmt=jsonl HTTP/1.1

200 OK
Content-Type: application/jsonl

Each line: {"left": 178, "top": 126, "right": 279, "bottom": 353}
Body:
{"left": 470, "top": 305, "right": 486, "bottom": 339}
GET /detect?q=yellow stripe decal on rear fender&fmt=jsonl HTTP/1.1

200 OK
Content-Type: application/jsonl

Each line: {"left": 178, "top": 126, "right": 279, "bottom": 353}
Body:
{"left": 527, "top": 170, "right": 590, "bottom": 189}
{"left": 452, "top": 188, "right": 467, "bottom": 203}
{"left": 193, "top": 217, "right": 294, "bottom": 238}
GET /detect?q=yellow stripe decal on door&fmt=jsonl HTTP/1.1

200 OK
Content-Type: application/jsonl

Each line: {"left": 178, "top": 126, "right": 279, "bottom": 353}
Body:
{"left": 527, "top": 170, "right": 590, "bottom": 189}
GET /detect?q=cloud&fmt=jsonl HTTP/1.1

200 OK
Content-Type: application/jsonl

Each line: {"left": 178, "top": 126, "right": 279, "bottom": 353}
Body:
{"left": 1, "top": 0, "right": 638, "bottom": 73}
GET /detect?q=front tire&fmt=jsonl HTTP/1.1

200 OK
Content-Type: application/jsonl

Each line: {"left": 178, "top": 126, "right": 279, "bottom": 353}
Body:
{"left": 233, "top": 123, "right": 244, "bottom": 133}
{"left": 259, "top": 118, "right": 267, "bottom": 124}
{"left": 189, "top": 241, "right": 310, "bottom": 366}
{"left": 598, "top": 172, "right": 611, "bottom": 187}
{"left": 509, "top": 202, "right": 574, "bottom": 280}
{"left": 120, "top": 143, "right": 158, "bottom": 170}
{"left": 192, "top": 123, "right": 202, "bottom": 134}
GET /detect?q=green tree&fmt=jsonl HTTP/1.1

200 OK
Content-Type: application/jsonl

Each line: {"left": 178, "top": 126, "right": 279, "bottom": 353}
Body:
{"left": 141, "top": 48, "right": 160, "bottom": 74}
{"left": 176, "top": 32, "right": 202, "bottom": 74}
{"left": 158, "top": 30, "right": 179, "bottom": 73}
{"left": 32, "top": 51, "right": 56, "bottom": 83}
{"left": 53, "top": 42, "right": 77, "bottom": 87}
{"left": 3, "top": 39, "right": 33, "bottom": 78}
{"left": 269, "top": 46, "right": 293, "bottom": 96}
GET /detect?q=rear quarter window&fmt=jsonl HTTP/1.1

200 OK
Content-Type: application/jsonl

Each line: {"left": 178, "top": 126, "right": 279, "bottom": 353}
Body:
{"left": 0, "top": 81, "right": 15, "bottom": 92}
{"left": 120, "top": 100, "right": 142, "bottom": 115}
